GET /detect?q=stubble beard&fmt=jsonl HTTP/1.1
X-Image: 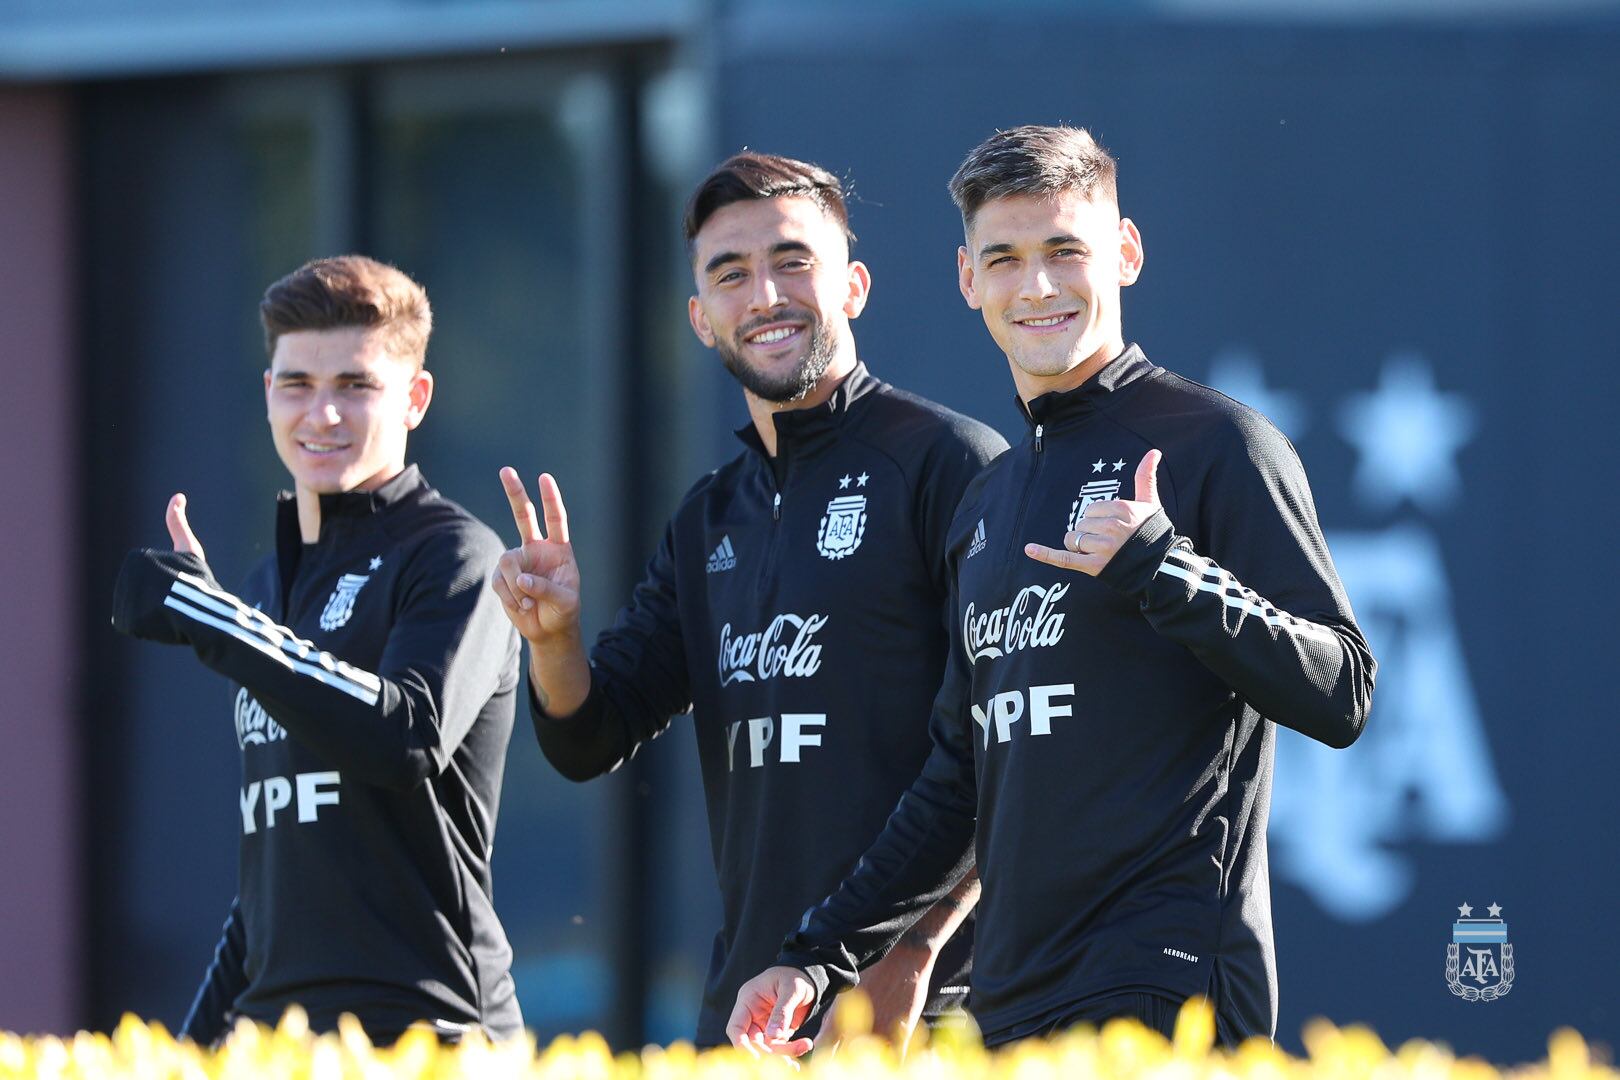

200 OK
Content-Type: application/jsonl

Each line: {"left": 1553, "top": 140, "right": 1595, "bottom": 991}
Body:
{"left": 717, "top": 318, "right": 840, "bottom": 404}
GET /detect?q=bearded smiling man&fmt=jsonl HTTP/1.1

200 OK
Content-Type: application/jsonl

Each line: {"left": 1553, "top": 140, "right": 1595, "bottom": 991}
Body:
{"left": 729, "top": 125, "right": 1376, "bottom": 1055}
{"left": 491, "top": 151, "right": 1007, "bottom": 1049}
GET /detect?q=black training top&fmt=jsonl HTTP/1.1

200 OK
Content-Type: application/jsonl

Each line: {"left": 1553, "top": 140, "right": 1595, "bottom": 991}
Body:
{"left": 530, "top": 364, "right": 1008, "bottom": 1045}
{"left": 777, "top": 346, "right": 1376, "bottom": 1046}
{"left": 113, "top": 466, "right": 523, "bottom": 1043}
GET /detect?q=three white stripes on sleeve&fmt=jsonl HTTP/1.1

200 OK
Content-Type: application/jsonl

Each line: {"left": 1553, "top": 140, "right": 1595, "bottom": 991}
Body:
{"left": 1154, "top": 550, "right": 1339, "bottom": 644}
{"left": 162, "top": 571, "right": 382, "bottom": 705}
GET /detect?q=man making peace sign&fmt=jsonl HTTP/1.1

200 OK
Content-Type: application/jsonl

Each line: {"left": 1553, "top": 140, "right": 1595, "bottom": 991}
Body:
{"left": 730, "top": 126, "right": 1377, "bottom": 1054}
{"left": 492, "top": 152, "right": 1007, "bottom": 1050}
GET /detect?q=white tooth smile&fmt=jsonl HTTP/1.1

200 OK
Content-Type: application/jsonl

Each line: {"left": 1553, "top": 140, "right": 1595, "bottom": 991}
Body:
{"left": 300, "top": 442, "right": 347, "bottom": 453}
{"left": 1020, "top": 315, "right": 1071, "bottom": 327}
{"left": 748, "top": 326, "right": 799, "bottom": 344}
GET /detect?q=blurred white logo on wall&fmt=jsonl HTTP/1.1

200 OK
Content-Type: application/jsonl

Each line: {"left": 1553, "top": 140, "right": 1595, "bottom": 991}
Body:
{"left": 1209, "top": 349, "right": 1506, "bottom": 922}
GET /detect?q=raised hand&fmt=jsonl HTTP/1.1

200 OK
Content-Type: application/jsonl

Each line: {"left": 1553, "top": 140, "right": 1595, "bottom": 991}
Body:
{"left": 1025, "top": 449, "right": 1163, "bottom": 576}
{"left": 166, "top": 493, "right": 207, "bottom": 562}
{"left": 726, "top": 966, "right": 817, "bottom": 1060}
{"left": 492, "top": 468, "right": 583, "bottom": 645}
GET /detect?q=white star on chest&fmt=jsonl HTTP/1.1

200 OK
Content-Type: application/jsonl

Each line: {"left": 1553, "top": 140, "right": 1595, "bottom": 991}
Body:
{"left": 1458, "top": 902, "right": 1473, "bottom": 917}
{"left": 1091, "top": 459, "right": 1106, "bottom": 473}
{"left": 1487, "top": 903, "right": 1502, "bottom": 918}
{"left": 856, "top": 472, "right": 869, "bottom": 487}
{"left": 838, "top": 475, "right": 851, "bottom": 489}
{"left": 1111, "top": 459, "right": 1126, "bottom": 472}
{"left": 369, "top": 556, "right": 383, "bottom": 570}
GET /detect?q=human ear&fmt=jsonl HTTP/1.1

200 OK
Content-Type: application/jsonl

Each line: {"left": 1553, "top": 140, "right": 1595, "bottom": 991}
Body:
{"left": 1118, "top": 218, "right": 1144, "bottom": 287}
{"left": 843, "top": 261, "right": 872, "bottom": 319}
{"left": 957, "top": 247, "right": 981, "bottom": 310}
{"left": 688, "top": 295, "right": 717, "bottom": 347}
{"left": 405, "top": 369, "right": 434, "bottom": 429}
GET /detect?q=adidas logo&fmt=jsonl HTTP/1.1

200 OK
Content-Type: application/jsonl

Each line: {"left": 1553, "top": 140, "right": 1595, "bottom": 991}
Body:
{"left": 967, "top": 518, "right": 987, "bottom": 559}
{"left": 706, "top": 535, "right": 737, "bottom": 573}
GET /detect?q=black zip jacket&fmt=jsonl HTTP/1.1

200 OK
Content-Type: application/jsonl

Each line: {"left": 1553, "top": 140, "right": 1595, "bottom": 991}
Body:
{"left": 112, "top": 466, "right": 523, "bottom": 1043}
{"left": 530, "top": 364, "right": 1008, "bottom": 1045}
{"left": 777, "top": 346, "right": 1376, "bottom": 1046}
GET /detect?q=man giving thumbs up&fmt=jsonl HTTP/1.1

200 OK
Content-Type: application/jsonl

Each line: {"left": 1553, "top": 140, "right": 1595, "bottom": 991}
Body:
{"left": 731, "top": 126, "right": 1375, "bottom": 1055}
{"left": 111, "top": 256, "right": 523, "bottom": 1046}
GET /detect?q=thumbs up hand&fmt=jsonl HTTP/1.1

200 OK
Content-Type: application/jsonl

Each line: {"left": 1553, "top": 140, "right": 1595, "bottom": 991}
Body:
{"left": 166, "top": 493, "right": 207, "bottom": 563}
{"left": 1024, "top": 450, "right": 1163, "bottom": 577}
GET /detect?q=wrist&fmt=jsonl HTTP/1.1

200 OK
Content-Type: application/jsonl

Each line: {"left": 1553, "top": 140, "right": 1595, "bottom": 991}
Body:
{"left": 1097, "top": 509, "right": 1177, "bottom": 599}
{"left": 527, "top": 642, "right": 590, "bottom": 720}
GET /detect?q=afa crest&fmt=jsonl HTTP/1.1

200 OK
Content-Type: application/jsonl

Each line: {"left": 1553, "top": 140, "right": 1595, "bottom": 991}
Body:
{"left": 1067, "top": 480, "right": 1120, "bottom": 532}
{"left": 1446, "top": 902, "right": 1513, "bottom": 1002}
{"left": 319, "top": 572, "right": 372, "bottom": 631}
{"left": 817, "top": 495, "right": 868, "bottom": 560}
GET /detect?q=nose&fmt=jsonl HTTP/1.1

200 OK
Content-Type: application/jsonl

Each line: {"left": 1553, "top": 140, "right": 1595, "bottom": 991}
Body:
{"left": 1018, "top": 264, "right": 1060, "bottom": 304}
{"left": 310, "top": 397, "right": 342, "bottom": 426}
{"left": 748, "top": 270, "right": 787, "bottom": 313}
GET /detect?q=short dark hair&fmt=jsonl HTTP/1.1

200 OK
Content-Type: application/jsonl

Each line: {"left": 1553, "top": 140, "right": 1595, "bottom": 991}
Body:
{"left": 259, "top": 255, "right": 433, "bottom": 369}
{"left": 948, "top": 125, "right": 1119, "bottom": 232}
{"left": 683, "top": 150, "right": 855, "bottom": 250}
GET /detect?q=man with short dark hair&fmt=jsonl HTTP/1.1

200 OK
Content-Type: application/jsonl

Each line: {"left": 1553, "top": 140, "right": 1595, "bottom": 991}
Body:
{"left": 729, "top": 126, "right": 1376, "bottom": 1052}
{"left": 492, "top": 151, "right": 1007, "bottom": 1049}
{"left": 112, "top": 255, "right": 523, "bottom": 1044}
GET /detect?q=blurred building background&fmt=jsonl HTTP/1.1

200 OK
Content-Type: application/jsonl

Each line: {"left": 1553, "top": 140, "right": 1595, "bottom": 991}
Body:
{"left": 2, "top": 0, "right": 1617, "bottom": 1062}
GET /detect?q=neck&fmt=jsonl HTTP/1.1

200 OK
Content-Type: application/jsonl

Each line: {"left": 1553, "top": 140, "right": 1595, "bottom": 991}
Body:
{"left": 295, "top": 487, "right": 323, "bottom": 544}
{"left": 1011, "top": 337, "right": 1125, "bottom": 405}
{"left": 746, "top": 347, "right": 858, "bottom": 457}
{"left": 293, "top": 461, "right": 407, "bottom": 543}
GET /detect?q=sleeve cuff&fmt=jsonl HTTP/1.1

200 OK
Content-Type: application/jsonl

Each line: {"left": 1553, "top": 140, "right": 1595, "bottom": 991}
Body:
{"left": 1096, "top": 509, "right": 1178, "bottom": 600}
{"left": 111, "top": 548, "right": 213, "bottom": 642}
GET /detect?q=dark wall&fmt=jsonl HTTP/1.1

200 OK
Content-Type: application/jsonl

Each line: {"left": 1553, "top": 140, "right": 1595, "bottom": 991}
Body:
{"left": 714, "top": 12, "right": 1620, "bottom": 1059}
{"left": 0, "top": 84, "right": 81, "bottom": 1037}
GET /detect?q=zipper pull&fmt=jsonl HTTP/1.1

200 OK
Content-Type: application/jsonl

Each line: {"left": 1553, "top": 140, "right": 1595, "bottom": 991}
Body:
{"left": 772, "top": 492, "right": 781, "bottom": 521}
{"left": 1034, "top": 423, "right": 1044, "bottom": 453}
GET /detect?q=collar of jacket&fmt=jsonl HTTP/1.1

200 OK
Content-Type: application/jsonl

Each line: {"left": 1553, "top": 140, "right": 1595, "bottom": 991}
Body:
{"left": 732, "top": 362, "right": 878, "bottom": 469}
{"left": 1016, "top": 343, "right": 1156, "bottom": 434}
{"left": 274, "top": 463, "right": 429, "bottom": 544}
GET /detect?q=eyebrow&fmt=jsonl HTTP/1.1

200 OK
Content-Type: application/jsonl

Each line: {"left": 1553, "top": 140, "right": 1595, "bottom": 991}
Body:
{"left": 977, "top": 234, "right": 1088, "bottom": 261}
{"left": 703, "top": 240, "right": 815, "bottom": 276}
{"left": 272, "top": 370, "right": 378, "bottom": 382}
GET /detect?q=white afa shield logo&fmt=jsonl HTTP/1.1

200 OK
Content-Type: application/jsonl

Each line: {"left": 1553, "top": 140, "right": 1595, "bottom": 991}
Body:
{"left": 817, "top": 495, "right": 867, "bottom": 560}
{"left": 319, "top": 573, "right": 371, "bottom": 631}
{"left": 1446, "top": 902, "right": 1513, "bottom": 1002}
{"left": 1068, "top": 480, "right": 1121, "bottom": 532}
